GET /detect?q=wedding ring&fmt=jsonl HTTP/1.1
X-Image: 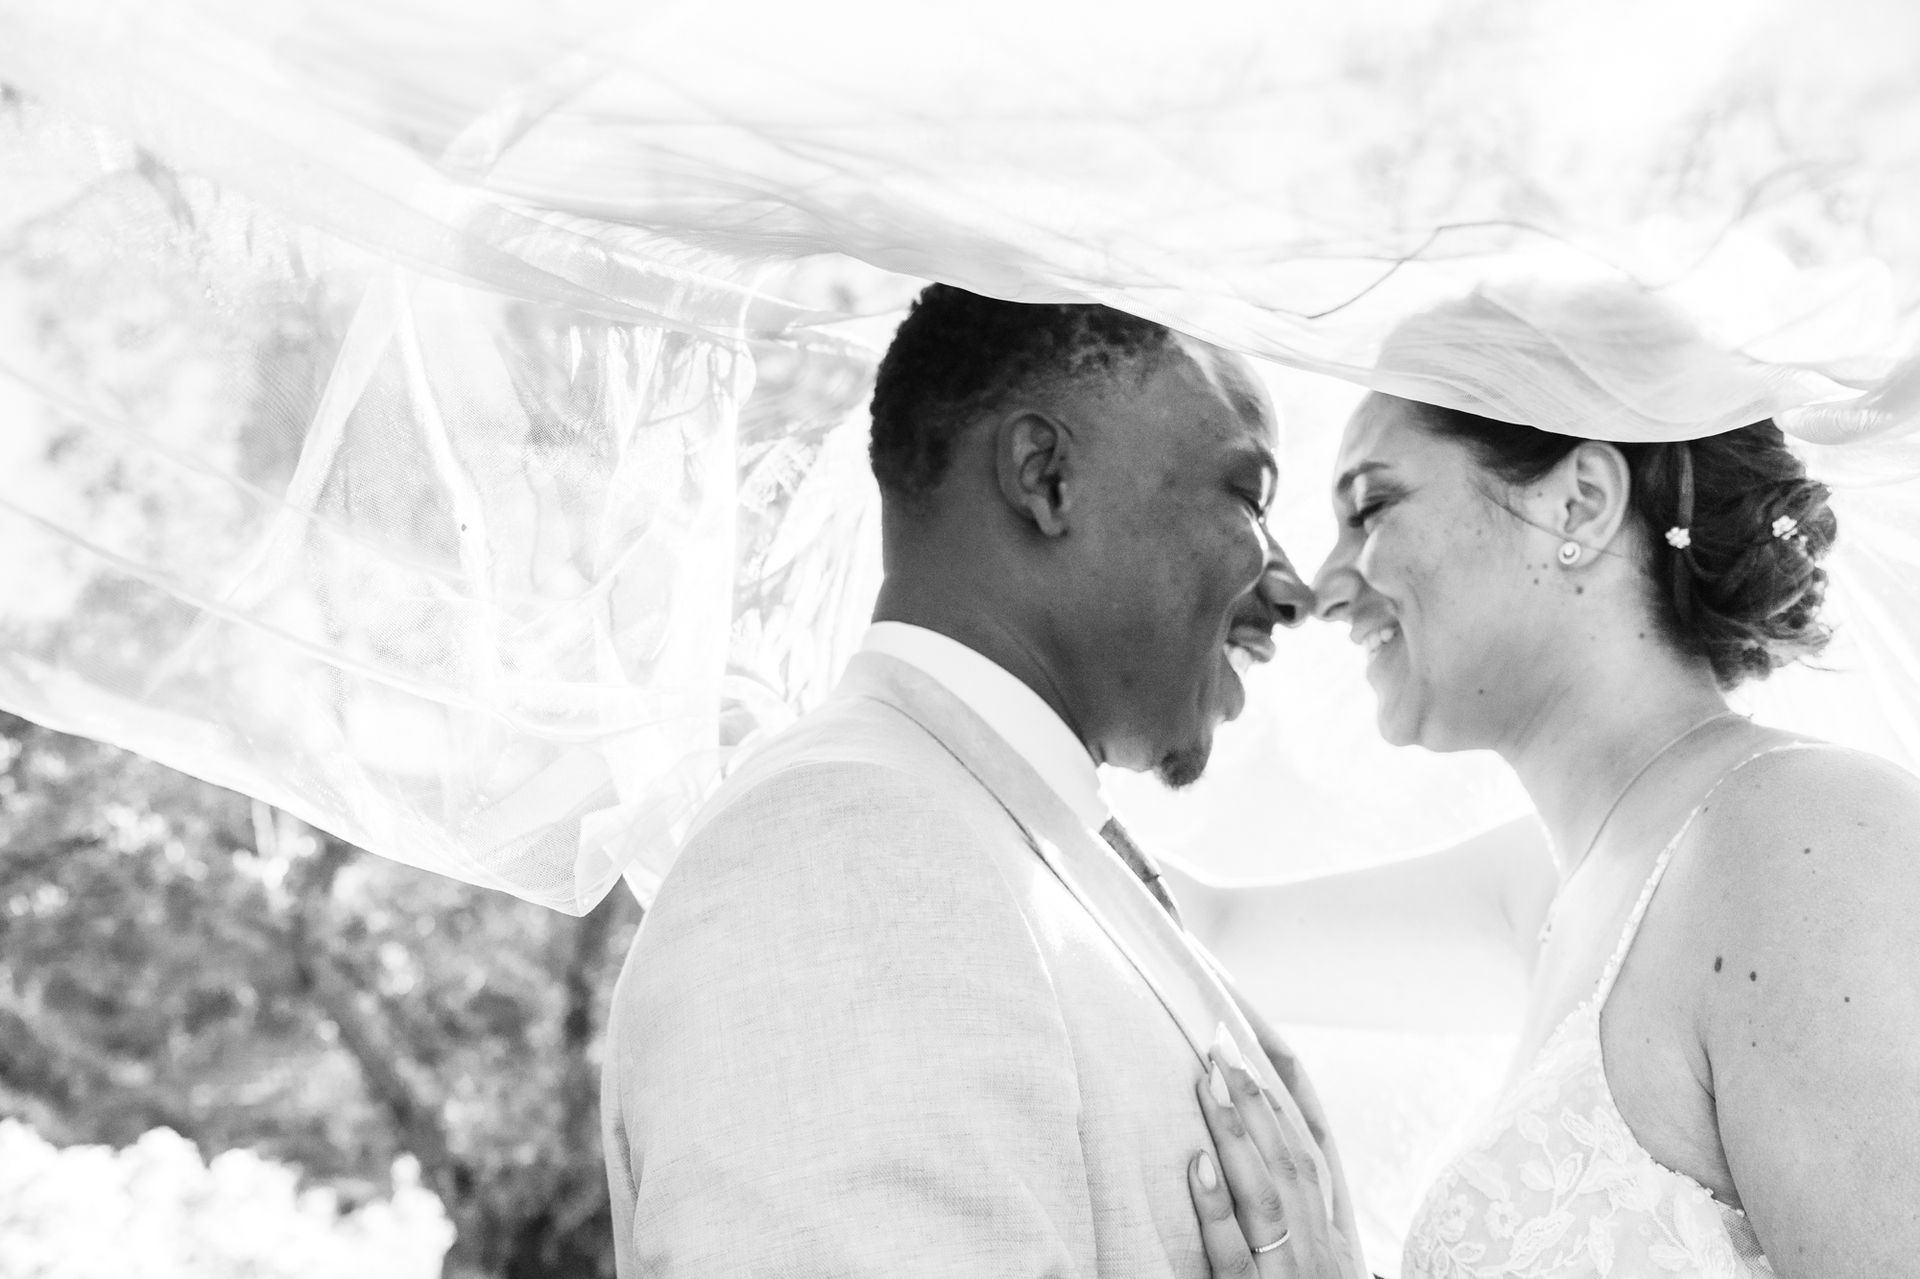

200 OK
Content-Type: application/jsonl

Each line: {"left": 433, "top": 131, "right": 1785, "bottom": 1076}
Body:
{"left": 1250, "top": 1227, "right": 1290, "bottom": 1255}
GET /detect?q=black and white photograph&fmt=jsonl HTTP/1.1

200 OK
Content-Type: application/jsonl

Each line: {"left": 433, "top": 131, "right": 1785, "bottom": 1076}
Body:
{"left": 1, "top": 0, "right": 1916, "bottom": 1274}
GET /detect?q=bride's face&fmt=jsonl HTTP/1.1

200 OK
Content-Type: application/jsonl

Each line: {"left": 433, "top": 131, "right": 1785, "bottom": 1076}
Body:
{"left": 1312, "top": 394, "right": 1559, "bottom": 752}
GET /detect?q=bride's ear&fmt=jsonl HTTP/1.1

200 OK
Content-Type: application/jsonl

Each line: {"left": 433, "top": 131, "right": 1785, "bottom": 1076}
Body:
{"left": 1554, "top": 440, "right": 1633, "bottom": 553}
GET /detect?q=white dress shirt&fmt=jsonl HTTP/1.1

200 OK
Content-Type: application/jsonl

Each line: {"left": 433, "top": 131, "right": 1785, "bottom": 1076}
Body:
{"left": 860, "top": 622, "right": 1111, "bottom": 833}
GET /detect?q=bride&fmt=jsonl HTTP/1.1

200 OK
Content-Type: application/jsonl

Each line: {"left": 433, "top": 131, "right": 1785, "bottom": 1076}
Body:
{"left": 1177, "top": 386, "right": 1920, "bottom": 1276}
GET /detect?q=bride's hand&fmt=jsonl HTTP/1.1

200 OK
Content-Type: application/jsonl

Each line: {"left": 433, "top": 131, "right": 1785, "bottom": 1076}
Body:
{"left": 1232, "top": 995, "right": 1365, "bottom": 1262}
{"left": 1188, "top": 1049, "right": 1365, "bottom": 1278}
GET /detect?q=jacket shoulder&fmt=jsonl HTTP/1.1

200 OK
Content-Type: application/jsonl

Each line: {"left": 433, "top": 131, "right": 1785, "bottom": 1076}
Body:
{"left": 650, "top": 691, "right": 1022, "bottom": 911}
{"left": 695, "top": 690, "right": 995, "bottom": 832}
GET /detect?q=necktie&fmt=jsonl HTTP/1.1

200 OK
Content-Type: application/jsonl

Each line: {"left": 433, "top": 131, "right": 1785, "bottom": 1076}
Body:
{"left": 1099, "top": 816, "right": 1182, "bottom": 927}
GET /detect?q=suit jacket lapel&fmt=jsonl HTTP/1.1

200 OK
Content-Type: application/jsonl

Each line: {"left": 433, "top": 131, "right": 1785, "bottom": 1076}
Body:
{"left": 836, "top": 652, "right": 1344, "bottom": 1216}
{"left": 834, "top": 653, "right": 1277, "bottom": 1087}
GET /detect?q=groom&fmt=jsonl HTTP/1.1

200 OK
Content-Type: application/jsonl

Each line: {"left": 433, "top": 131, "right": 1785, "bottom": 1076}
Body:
{"left": 602, "top": 285, "right": 1346, "bottom": 1275}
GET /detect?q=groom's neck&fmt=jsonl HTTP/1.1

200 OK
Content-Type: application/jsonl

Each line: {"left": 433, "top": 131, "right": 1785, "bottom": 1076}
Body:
{"left": 871, "top": 574, "right": 1091, "bottom": 755}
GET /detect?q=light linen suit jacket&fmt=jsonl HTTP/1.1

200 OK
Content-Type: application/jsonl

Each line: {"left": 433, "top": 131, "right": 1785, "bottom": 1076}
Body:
{"left": 602, "top": 651, "right": 1332, "bottom": 1277}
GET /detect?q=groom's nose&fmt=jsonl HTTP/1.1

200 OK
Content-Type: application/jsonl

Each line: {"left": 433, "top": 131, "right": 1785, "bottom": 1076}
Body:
{"left": 1259, "top": 529, "right": 1315, "bottom": 628}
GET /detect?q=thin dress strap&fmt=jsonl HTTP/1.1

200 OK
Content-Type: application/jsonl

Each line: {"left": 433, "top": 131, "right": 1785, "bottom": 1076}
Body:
{"left": 1592, "top": 742, "right": 1827, "bottom": 1007}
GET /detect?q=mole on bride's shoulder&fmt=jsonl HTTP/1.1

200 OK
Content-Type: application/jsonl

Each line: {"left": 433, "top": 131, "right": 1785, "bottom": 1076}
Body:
{"left": 1684, "top": 742, "right": 1920, "bottom": 974}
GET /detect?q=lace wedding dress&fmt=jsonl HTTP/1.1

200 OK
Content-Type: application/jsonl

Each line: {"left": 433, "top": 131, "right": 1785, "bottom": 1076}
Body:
{"left": 1399, "top": 754, "right": 1801, "bottom": 1278}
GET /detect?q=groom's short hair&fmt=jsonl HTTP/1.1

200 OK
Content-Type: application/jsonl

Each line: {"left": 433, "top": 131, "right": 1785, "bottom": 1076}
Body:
{"left": 869, "top": 284, "right": 1173, "bottom": 505}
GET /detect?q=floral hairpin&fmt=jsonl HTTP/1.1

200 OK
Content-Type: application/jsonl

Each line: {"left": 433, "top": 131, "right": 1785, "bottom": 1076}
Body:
{"left": 1772, "top": 515, "right": 1800, "bottom": 541}
{"left": 1664, "top": 526, "right": 1692, "bottom": 550}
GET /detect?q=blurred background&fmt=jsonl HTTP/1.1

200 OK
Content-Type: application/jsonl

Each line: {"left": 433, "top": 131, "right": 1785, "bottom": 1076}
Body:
{"left": 0, "top": 710, "right": 635, "bottom": 1278}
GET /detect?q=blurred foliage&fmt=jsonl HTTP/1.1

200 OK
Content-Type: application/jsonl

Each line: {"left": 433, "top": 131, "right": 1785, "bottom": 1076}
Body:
{"left": 0, "top": 711, "right": 641, "bottom": 1279}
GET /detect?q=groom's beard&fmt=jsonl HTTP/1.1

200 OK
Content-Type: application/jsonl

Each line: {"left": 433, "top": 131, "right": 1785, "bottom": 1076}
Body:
{"left": 1155, "top": 742, "right": 1209, "bottom": 790}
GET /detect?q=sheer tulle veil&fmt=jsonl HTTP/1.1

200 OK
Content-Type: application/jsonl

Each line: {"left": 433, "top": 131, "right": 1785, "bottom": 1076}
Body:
{"left": 2, "top": 0, "right": 1918, "bottom": 910}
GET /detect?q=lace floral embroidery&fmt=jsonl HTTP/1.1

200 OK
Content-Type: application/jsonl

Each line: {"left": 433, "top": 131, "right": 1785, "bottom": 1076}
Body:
{"left": 1402, "top": 998, "right": 1772, "bottom": 1279}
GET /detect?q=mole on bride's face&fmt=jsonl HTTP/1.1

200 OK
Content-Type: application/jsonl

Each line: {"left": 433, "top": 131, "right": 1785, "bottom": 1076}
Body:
{"left": 1309, "top": 394, "right": 1554, "bottom": 752}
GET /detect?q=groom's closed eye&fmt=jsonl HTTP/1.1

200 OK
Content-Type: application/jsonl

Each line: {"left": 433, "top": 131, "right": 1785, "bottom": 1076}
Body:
{"left": 1226, "top": 454, "right": 1278, "bottom": 516}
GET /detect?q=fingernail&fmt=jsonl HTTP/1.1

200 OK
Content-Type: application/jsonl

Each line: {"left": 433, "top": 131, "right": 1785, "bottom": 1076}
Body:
{"left": 1196, "top": 1151, "right": 1218, "bottom": 1189}
{"left": 1211, "top": 1022, "right": 1247, "bottom": 1071}
{"left": 1208, "top": 1061, "right": 1233, "bottom": 1107}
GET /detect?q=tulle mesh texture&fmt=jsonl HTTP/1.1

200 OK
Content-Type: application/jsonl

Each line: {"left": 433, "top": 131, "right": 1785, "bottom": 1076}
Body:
{"left": 3, "top": 0, "right": 1920, "bottom": 912}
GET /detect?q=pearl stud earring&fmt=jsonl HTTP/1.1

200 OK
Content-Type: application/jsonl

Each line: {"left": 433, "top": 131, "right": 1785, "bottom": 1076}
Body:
{"left": 1557, "top": 540, "right": 1583, "bottom": 567}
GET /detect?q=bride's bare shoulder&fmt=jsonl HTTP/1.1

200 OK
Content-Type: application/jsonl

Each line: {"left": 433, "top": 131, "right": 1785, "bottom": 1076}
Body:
{"left": 1711, "top": 736, "right": 1920, "bottom": 821}
{"left": 1686, "top": 737, "right": 1920, "bottom": 922}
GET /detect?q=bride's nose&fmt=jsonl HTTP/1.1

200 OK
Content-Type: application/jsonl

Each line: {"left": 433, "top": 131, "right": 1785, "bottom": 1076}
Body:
{"left": 1311, "top": 550, "right": 1357, "bottom": 623}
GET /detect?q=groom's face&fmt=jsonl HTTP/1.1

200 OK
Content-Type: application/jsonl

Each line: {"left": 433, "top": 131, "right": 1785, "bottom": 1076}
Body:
{"left": 1060, "top": 340, "right": 1308, "bottom": 787}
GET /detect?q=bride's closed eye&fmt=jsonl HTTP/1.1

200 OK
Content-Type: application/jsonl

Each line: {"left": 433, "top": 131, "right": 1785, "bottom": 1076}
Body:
{"left": 1344, "top": 493, "right": 1397, "bottom": 530}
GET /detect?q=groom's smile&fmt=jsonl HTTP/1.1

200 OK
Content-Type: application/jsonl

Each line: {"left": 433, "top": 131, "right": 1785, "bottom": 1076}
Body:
{"left": 1226, "top": 605, "right": 1282, "bottom": 676}
{"left": 1061, "top": 338, "right": 1311, "bottom": 787}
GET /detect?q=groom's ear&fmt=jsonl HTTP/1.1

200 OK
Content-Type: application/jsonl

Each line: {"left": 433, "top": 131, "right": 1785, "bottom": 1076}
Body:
{"left": 1554, "top": 440, "right": 1633, "bottom": 551}
{"left": 995, "top": 409, "right": 1074, "bottom": 537}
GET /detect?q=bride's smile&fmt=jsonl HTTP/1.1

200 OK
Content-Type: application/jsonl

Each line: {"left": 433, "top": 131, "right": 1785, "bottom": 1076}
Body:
{"left": 1354, "top": 623, "right": 1397, "bottom": 661}
{"left": 1310, "top": 393, "right": 1565, "bottom": 754}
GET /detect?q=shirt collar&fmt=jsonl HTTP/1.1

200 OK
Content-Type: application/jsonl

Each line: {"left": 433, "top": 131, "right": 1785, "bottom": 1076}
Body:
{"left": 860, "top": 622, "right": 1111, "bottom": 832}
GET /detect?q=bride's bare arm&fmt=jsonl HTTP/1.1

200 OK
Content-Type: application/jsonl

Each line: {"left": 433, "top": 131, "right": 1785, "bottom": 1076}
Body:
{"left": 1698, "top": 748, "right": 1920, "bottom": 1274}
{"left": 1158, "top": 814, "right": 1556, "bottom": 1032}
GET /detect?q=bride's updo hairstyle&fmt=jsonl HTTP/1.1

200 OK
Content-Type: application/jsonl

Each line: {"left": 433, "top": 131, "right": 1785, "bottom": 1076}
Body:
{"left": 1411, "top": 404, "right": 1838, "bottom": 689}
{"left": 1376, "top": 282, "right": 1844, "bottom": 689}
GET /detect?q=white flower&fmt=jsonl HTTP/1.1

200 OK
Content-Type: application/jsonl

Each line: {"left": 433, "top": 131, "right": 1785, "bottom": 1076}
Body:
{"left": 1434, "top": 1194, "right": 1474, "bottom": 1242}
